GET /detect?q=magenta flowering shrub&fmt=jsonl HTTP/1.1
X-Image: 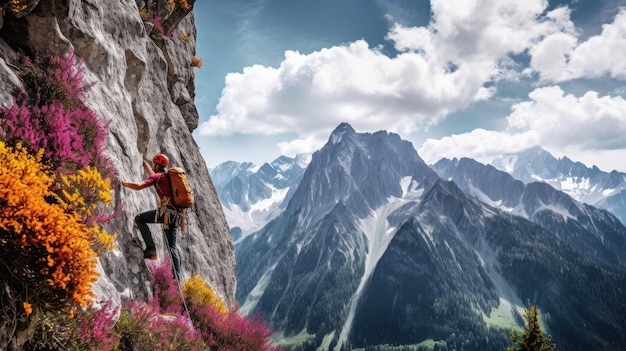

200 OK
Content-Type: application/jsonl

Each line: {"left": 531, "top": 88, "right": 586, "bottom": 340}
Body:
{"left": 22, "top": 303, "right": 120, "bottom": 351}
{"left": 1, "top": 100, "right": 110, "bottom": 174}
{"left": 146, "top": 15, "right": 166, "bottom": 36}
{"left": 148, "top": 259, "right": 184, "bottom": 315}
{"left": 139, "top": 0, "right": 191, "bottom": 38}
{"left": 115, "top": 298, "right": 203, "bottom": 350}
{"left": 21, "top": 259, "right": 281, "bottom": 350}
{"left": 189, "top": 304, "right": 281, "bottom": 351}
{"left": 149, "top": 260, "right": 281, "bottom": 351}
{"left": 0, "top": 50, "right": 118, "bottom": 230}
{"left": 73, "top": 304, "right": 121, "bottom": 350}
{"left": 18, "top": 50, "right": 92, "bottom": 109}
{"left": 1, "top": 50, "right": 115, "bottom": 179}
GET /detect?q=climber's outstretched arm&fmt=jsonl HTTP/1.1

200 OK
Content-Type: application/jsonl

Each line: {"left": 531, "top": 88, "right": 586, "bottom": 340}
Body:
{"left": 122, "top": 181, "right": 150, "bottom": 191}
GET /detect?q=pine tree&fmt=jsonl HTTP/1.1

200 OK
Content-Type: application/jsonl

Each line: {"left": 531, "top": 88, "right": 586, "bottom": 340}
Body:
{"left": 508, "top": 305, "right": 556, "bottom": 351}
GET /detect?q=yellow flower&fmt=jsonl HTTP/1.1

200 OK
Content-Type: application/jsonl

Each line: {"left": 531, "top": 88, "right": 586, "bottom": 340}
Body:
{"left": 183, "top": 276, "right": 227, "bottom": 314}
{"left": 166, "top": 0, "right": 175, "bottom": 11}
{"left": 179, "top": 31, "right": 189, "bottom": 43}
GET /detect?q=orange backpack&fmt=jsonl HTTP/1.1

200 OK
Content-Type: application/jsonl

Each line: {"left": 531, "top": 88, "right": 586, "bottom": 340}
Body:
{"left": 167, "top": 167, "right": 194, "bottom": 208}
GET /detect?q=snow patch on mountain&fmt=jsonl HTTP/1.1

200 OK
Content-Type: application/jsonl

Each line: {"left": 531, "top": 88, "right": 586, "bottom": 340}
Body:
{"left": 244, "top": 164, "right": 260, "bottom": 174}
{"left": 400, "top": 176, "right": 421, "bottom": 197}
{"left": 332, "top": 133, "right": 342, "bottom": 144}
{"left": 492, "top": 155, "right": 518, "bottom": 174}
{"left": 533, "top": 200, "right": 575, "bottom": 221}
{"left": 338, "top": 177, "right": 424, "bottom": 346}
{"left": 465, "top": 183, "right": 526, "bottom": 216}
{"left": 418, "top": 220, "right": 435, "bottom": 243}
{"left": 211, "top": 156, "right": 308, "bottom": 238}
{"left": 474, "top": 239, "right": 523, "bottom": 330}
{"left": 560, "top": 176, "right": 591, "bottom": 192}
{"left": 251, "top": 186, "right": 290, "bottom": 213}
{"left": 222, "top": 206, "right": 254, "bottom": 237}
{"left": 240, "top": 263, "right": 277, "bottom": 315}
{"left": 226, "top": 186, "right": 291, "bottom": 242}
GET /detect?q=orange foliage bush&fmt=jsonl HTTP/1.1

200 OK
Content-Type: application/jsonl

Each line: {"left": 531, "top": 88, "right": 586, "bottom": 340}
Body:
{"left": 3, "top": 0, "right": 27, "bottom": 13}
{"left": 191, "top": 55, "right": 203, "bottom": 68}
{"left": 0, "top": 142, "right": 99, "bottom": 310}
{"left": 167, "top": 0, "right": 191, "bottom": 11}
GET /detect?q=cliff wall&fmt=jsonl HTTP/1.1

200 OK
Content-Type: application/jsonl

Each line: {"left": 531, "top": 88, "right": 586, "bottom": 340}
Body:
{"left": 0, "top": 0, "right": 236, "bottom": 306}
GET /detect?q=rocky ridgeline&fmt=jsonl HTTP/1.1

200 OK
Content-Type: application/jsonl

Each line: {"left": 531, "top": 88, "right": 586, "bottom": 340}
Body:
{"left": 0, "top": 0, "right": 236, "bottom": 306}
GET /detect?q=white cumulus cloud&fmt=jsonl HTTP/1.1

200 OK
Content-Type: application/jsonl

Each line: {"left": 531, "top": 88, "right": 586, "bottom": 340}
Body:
{"left": 199, "top": 38, "right": 490, "bottom": 140}
{"left": 198, "top": 0, "right": 577, "bottom": 156}
{"left": 419, "top": 129, "right": 540, "bottom": 165}
{"left": 507, "top": 86, "right": 626, "bottom": 149}
{"left": 199, "top": 0, "right": 626, "bottom": 165}
{"left": 530, "top": 8, "right": 626, "bottom": 82}
{"left": 419, "top": 86, "right": 626, "bottom": 165}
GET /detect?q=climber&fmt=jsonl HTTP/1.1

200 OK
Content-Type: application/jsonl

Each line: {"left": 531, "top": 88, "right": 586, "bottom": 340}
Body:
{"left": 122, "top": 153, "right": 182, "bottom": 278}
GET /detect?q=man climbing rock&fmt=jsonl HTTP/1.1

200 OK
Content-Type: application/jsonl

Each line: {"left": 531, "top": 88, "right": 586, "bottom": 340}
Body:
{"left": 122, "top": 154, "right": 182, "bottom": 278}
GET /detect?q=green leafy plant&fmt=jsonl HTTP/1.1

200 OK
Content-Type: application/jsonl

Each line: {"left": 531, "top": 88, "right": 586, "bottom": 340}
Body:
{"left": 508, "top": 305, "right": 556, "bottom": 351}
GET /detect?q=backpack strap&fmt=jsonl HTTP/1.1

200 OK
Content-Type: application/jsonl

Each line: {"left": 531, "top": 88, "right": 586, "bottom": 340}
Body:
{"left": 155, "top": 172, "right": 167, "bottom": 197}
{"left": 155, "top": 171, "right": 186, "bottom": 232}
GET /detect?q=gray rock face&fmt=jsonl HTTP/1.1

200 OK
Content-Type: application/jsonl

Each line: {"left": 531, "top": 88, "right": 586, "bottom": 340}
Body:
{"left": 0, "top": 1, "right": 236, "bottom": 306}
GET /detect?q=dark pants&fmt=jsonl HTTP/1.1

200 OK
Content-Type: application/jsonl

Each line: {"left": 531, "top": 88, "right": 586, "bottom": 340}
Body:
{"left": 135, "top": 209, "right": 180, "bottom": 276}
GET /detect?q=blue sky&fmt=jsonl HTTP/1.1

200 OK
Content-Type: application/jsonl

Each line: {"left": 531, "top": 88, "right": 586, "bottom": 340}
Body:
{"left": 191, "top": 0, "right": 626, "bottom": 172}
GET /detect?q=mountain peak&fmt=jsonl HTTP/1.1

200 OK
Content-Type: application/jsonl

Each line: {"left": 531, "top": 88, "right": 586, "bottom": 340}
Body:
{"left": 235, "top": 127, "right": 626, "bottom": 351}
{"left": 518, "top": 146, "right": 556, "bottom": 161}
{"left": 329, "top": 122, "right": 356, "bottom": 144}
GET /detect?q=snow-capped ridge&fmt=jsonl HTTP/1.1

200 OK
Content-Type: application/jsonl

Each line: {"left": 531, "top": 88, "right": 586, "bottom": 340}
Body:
{"left": 490, "top": 146, "right": 626, "bottom": 225}
{"left": 210, "top": 155, "right": 307, "bottom": 238}
{"left": 433, "top": 155, "right": 626, "bottom": 270}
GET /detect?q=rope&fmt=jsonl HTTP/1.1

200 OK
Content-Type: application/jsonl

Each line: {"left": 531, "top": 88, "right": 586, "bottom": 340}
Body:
{"left": 161, "top": 226, "right": 193, "bottom": 328}
{"left": 154, "top": 172, "right": 193, "bottom": 324}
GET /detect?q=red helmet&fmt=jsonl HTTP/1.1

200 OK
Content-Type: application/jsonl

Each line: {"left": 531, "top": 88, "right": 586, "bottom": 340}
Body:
{"left": 152, "top": 154, "right": 169, "bottom": 167}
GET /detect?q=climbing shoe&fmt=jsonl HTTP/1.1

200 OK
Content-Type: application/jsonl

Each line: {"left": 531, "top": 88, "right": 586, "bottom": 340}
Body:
{"left": 143, "top": 248, "right": 157, "bottom": 260}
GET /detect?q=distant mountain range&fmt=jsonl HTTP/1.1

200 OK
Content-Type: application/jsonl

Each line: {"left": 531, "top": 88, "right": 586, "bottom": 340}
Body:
{"left": 432, "top": 157, "right": 626, "bottom": 271}
{"left": 212, "top": 123, "right": 626, "bottom": 351}
{"left": 210, "top": 155, "right": 309, "bottom": 241}
{"left": 491, "top": 146, "right": 626, "bottom": 225}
